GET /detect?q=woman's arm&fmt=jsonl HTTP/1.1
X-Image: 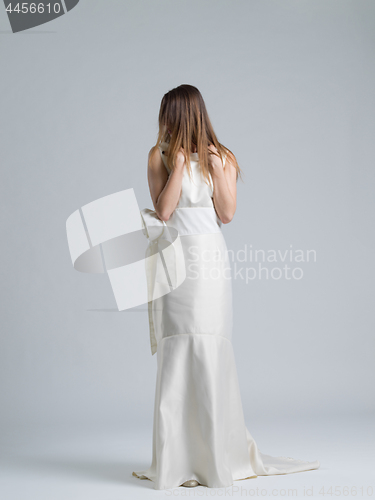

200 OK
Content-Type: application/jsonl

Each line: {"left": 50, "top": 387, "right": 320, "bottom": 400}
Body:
{"left": 209, "top": 147, "right": 237, "bottom": 224}
{"left": 147, "top": 147, "right": 185, "bottom": 221}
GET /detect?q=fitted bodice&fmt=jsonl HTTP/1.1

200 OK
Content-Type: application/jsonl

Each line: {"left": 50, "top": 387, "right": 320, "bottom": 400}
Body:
{"left": 159, "top": 141, "right": 223, "bottom": 209}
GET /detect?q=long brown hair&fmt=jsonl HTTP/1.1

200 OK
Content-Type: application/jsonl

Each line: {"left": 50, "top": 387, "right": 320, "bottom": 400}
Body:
{"left": 152, "top": 84, "right": 243, "bottom": 183}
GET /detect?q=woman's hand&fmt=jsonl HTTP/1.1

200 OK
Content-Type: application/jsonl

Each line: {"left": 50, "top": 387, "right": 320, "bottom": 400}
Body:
{"left": 162, "top": 147, "right": 186, "bottom": 171}
{"left": 207, "top": 145, "right": 224, "bottom": 177}
{"left": 175, "top": 148, "right": 187, "bottom": 170}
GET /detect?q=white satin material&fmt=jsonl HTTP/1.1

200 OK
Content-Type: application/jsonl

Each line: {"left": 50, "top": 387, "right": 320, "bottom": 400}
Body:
{"left": 133, "top": 143, "right": 320, "bottom": 489}
{"left": 152, "top": 232, "right": 233, "bottom": 345}
{"left": 167, "top": 206, "right": 222, "bottom": 236}
{"left": 140, "top": 208, "right": 187, "bottom": 355}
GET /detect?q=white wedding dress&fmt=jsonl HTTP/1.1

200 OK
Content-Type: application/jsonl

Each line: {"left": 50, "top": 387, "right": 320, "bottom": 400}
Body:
{"left": 133, "top": 142, "right": 320, "bottom": 489}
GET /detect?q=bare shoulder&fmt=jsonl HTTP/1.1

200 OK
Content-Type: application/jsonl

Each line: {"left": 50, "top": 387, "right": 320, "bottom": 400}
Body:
{"left": 222, "top": 149, "right": 238, "bottom": 180}
{"left": 222, "top": 148, "right": 239, "bottom": 184}
{"left": 148, "top": 145, "right": 164, "bottom": 170}
{"left": 223, "top": 148, "right": 237, "bottom": 168}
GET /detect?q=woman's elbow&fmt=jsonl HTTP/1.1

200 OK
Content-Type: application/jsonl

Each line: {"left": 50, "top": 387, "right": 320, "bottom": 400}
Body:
{"left": 220, "top": 211, "right": 236, "bottom": 224}
{"left": 156, "top": 209, "right": 171, "bottom": 221}
{"left": 221, "top": 215, "right": 233, "bottom": 224}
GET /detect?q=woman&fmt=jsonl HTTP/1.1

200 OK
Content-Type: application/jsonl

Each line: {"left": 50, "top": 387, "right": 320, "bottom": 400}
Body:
{"left": 133, "top": 84, "right": 320, "bottom": 490}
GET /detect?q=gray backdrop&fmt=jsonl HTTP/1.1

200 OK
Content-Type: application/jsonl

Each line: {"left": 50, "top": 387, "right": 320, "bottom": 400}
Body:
{"left": 1, "top": 0, "right": 374, "bottom": 433}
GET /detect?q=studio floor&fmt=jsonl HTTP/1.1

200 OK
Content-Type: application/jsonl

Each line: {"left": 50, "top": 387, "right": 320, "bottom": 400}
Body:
{"left": 0, "top": 414, "right": 373, "bottom": 499}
